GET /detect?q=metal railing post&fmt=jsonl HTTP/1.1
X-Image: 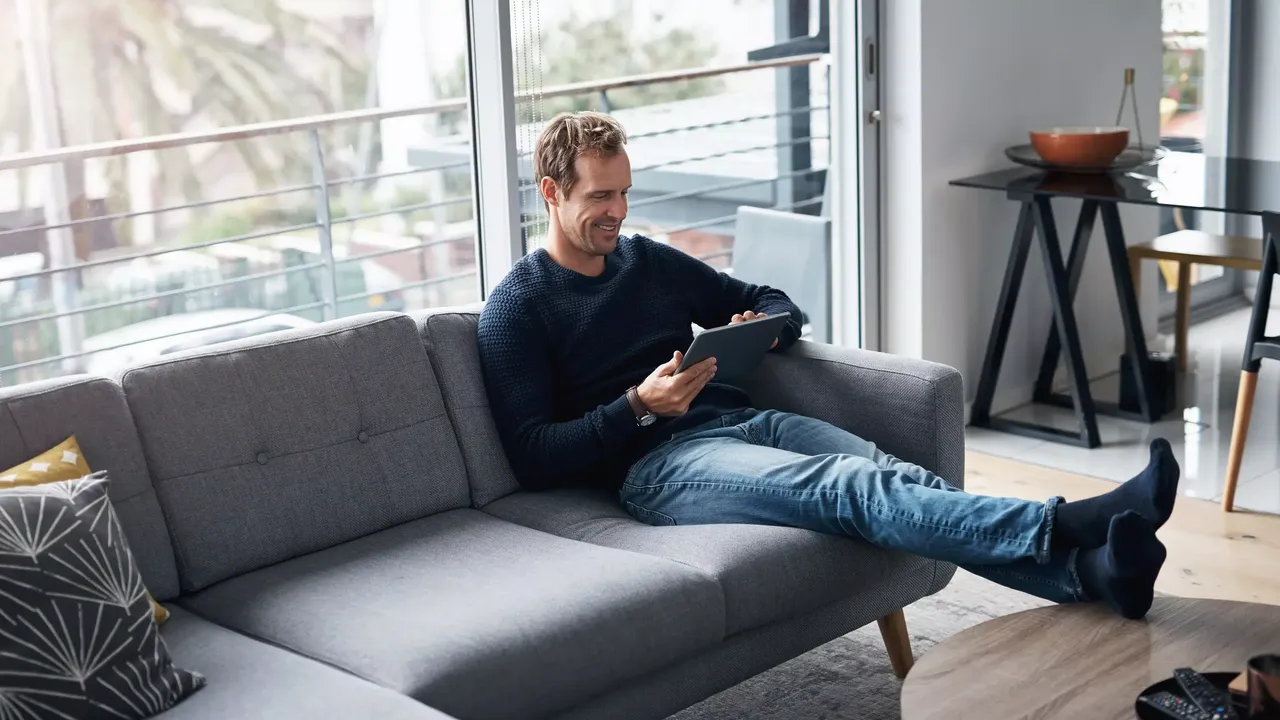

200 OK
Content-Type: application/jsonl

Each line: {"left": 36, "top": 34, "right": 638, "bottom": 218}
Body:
{"left": 17, "top": 0, "right": 84, "bottom": 374}
{"left": 598, "top": 90, "right": 612, "bottom": 114}
{"left": 309, "top": 129, "right": 339, "bottom": 320}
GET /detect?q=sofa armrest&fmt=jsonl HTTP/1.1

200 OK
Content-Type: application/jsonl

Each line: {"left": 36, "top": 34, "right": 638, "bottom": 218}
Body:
{"left": 741, "top": 341, "right": 965, "bottom": 489}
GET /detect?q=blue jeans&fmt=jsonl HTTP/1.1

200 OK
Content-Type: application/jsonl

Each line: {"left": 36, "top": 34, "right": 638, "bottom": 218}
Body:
{"left": 620, "top": 409, "right": 1086, "bottom": 603}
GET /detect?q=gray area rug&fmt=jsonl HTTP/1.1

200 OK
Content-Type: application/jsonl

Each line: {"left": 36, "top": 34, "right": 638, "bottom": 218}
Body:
{"left": 670, "top": 570, "right": 1053, "bottom": 720}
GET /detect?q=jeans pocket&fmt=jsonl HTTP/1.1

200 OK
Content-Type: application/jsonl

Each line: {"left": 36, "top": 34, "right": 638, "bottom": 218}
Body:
{"left": 624, "top": 501, "right": 677, "bottom": 527}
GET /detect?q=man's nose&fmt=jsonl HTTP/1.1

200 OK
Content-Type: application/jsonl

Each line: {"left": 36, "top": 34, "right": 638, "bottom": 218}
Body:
{"left": 608, "top": 196, "right": 627, "bottom": 219}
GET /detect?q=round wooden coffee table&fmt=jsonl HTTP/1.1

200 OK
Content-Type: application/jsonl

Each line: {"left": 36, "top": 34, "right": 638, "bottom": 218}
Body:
{"left": 901, "top": 597, "right": 1280, "bottom": 720}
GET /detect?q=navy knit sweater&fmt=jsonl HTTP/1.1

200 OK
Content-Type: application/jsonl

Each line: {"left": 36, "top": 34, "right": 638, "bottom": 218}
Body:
{"left": 476, "top": 235, "right": 803, "bottom": 491}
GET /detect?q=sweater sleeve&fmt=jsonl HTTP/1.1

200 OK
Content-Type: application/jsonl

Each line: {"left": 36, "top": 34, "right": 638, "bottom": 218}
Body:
{"left": 646, "top": 238, "right": 803, "bottom": 351}
{"left": 476, "top": 284, "right": 642, "bottom": 490}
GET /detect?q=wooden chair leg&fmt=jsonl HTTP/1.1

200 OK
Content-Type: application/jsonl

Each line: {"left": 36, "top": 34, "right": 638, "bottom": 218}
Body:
{"left": 877, "top": 608, "right": 914, "bottom": 679}
{"left": 1129, "top": 250, "right": 1142, "bottom": 296}
{"left": 1223, "top": 370, "right": 1259, "bottom": 512}
{"left": 1176, "top": 262, "right": 1191, "bottom": 373}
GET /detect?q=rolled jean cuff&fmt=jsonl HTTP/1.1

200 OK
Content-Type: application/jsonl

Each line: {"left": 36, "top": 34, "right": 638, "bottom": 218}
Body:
{"left": 1037, "top": 496, "right": 1063, "bottom": 564}
{"left": 1063, "top": 546, "right": 1086, "bottom": 600}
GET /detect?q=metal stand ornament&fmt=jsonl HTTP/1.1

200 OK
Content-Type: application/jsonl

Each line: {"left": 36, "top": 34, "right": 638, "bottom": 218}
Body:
{"left": 1115, "top": 67, "right": 1144, "bottom": 150}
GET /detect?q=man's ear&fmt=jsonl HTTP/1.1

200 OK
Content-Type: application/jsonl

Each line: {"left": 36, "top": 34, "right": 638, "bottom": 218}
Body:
{"left": 540, "top": 176, "right": 560, "bottom": 207}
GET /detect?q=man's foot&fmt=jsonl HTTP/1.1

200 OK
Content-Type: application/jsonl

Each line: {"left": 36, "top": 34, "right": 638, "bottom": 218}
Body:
{"left": 1077, "top": 511, "right": 1166, "bottom": 619}
{"left": 1052, "top": 438, "right": 1179, "bottom": 550}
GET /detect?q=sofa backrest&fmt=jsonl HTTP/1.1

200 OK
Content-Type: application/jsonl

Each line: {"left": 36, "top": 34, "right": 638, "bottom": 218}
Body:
{"left": 414, "top": 307, "right": 521, "bottom": 507}
{"left": 120, "top": 312, "right": 471, "bottom": 592}
{"left": 0, "top": 376, "right": 181, "bottom": 600}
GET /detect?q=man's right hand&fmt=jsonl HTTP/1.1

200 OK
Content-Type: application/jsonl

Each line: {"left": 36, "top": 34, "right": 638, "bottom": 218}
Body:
{"left": 636, "top": 351, "right": 716, "bottom": 417}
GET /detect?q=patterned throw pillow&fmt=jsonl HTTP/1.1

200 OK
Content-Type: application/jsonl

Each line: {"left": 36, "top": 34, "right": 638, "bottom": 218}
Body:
{"left": 0, "top": 435, "right": 92, "bottom": 488}
{"left": 1, "top": 436, "right": 170, "bottom": 625}
{"left": 0, "top": 472, "right": 204, "bottom": 718}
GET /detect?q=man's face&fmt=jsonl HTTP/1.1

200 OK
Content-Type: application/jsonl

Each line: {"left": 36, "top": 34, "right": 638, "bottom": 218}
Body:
{"left": 547, "top": 150, "right": 631, "bottom": 257}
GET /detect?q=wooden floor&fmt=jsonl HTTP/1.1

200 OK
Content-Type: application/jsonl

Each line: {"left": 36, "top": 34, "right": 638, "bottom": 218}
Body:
{"left": 966, "top": 451, "right": 1280, "bottom": 606}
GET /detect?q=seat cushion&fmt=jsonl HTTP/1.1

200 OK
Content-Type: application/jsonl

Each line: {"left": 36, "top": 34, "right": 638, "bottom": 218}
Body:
{"left": 0, "top": 375, "right": 179, "bottom": 599}
{"left": 414, "top": 306, "right": 522, "bottom": 507}
{"left": 484, "top": 487, "right": 915, "bottom": 636}
{"left": 121, "top": 312, "right": 471, "bottom": 592}
{"left": 179, "top": 509, "right": 724, "bottom": 720}
{"left": 157, "top": 607, "right": 451, "bottom": 720}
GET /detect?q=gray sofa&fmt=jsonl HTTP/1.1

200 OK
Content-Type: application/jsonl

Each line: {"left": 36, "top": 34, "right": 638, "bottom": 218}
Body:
{"left": 0, "top": 307, "right": 964, "bottom": 720}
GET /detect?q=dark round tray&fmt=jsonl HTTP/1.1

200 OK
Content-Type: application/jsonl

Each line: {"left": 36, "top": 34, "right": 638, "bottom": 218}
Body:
{"left": 1006, "top": 143, "right": 1167, "bottom": 174}
{"left": 1135, "top": 671, "right": 1246, "bottom": 719}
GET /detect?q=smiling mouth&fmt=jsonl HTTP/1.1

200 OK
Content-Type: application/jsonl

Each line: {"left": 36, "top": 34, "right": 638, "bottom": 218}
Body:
{"left": 593, "top": 222, "right": 619, "bottom": 233}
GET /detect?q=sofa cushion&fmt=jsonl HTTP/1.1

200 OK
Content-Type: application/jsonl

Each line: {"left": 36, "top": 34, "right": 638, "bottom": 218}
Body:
{"left": 414, "top": 307, "right": 522, "bottom": 507}
{"left": 484, "top": 487, "right": 914, "bottom": 636}
{"left": 157, "top": 607, "right": 451, "bottom": 720}
{"left": 0, "top": 376, "right": 179, "bottom": 600}
{"left": 121, "top": 312, "right": 471, "bottom": 592}
{"left": 179, "top": 509, "right": 724, "bottom": 720}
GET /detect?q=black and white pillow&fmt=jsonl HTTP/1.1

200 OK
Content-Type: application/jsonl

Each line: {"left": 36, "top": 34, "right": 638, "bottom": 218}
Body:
{"left": 0, "top": 471, "right": 204, "bottom": 718}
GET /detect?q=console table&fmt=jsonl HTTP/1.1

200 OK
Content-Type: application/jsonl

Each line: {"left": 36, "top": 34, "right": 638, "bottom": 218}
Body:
{"left": 951, "top": 153, "right": 1280, "bottom": 447}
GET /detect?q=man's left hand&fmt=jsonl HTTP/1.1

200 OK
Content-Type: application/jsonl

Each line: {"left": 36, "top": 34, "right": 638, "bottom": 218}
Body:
{"left": 731, "top": 310, "right": 778, "bottom": 349}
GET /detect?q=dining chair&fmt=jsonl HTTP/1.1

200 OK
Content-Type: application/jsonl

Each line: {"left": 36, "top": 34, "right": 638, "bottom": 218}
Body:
{"left": 1222, "top": 211, "right": 1280, "bottom": 512}
{"left": 731, "top": 205, "right": 832, "bottom": 343}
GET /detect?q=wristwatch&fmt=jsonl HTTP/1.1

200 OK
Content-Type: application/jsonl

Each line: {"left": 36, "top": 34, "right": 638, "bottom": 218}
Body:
{"left": 626, "top": 386, "right": 658, "bottom": 427}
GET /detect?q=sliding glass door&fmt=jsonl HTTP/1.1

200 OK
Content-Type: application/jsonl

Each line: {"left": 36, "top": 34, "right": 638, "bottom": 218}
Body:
{"left": 472, "top": 0, "right": 876, "bottom": 348}
{"left": 1158, "top": 0, "right": 1243, "bottom": 319}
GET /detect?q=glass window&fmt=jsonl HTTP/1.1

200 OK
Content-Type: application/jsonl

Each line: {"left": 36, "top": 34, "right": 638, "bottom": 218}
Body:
{"left": 0, "top": 0, "right": 478, "bottom": 384}
{"left": 508, "top": 0, "right": 833, "bottom": 341}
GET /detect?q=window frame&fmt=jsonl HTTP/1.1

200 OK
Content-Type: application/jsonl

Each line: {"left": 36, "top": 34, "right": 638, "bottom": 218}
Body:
{"left": 465, "top": 0, "right": 524, "bottom": 299}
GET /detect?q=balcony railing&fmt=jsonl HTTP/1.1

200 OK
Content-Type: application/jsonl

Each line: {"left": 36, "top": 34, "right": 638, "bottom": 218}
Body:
{"left": 0, "top": 53, "right": 829, "bottom": 386}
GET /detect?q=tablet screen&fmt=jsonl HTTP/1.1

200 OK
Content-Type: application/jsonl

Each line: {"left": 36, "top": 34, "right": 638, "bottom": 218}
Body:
{"left": 676, "top": 312, "right": 790, "bottom": 378}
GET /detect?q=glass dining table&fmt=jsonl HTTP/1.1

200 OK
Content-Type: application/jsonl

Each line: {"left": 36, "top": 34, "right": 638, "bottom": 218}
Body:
{"left": 950, "top": 152, "right": 1280, "bottom": 448}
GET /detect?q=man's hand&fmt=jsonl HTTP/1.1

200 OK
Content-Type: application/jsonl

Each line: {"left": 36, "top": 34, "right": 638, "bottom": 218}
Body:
{"left": 731, "top": 310, "right": 778, "bottom": 349}
{"left": 636, "top": 351, "right": 717, "bottom": 417}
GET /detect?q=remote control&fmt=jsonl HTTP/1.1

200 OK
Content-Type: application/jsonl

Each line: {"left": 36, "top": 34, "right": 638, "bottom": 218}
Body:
{"left": 1138, "top": 691, "right": 1215, "bottom": 720}
{"left": 1173, "top": 668, "right": 1239, "bottom": 720}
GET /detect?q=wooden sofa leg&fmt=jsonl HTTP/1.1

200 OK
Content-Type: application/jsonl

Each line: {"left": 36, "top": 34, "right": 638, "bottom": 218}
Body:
{"left": 877, "top": 609, "right": 914, "bottom": 679}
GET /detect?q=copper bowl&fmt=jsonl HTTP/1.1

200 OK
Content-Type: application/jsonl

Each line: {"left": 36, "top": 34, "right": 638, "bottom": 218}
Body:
{"left": 1029, "top": 126, "right": 1129, "bottom": 167}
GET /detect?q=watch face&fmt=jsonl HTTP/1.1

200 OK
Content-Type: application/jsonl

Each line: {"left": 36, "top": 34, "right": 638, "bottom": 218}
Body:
{"left": 639, "top": 414, "right": 657, "bottom": 427}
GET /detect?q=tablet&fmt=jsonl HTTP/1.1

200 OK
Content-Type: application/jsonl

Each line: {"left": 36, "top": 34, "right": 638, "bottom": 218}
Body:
{"left": 676, "top": 312, "right": 791, "bottom": 379}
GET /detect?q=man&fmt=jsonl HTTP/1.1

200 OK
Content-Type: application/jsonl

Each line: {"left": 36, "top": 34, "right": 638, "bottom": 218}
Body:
{"left": 477, "top": 111, "right": 1179, "bottom": 619}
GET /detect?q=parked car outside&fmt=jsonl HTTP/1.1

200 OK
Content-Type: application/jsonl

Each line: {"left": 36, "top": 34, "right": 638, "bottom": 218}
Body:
{"left": 80, "top": 308, "right": 316, "bottom": 377}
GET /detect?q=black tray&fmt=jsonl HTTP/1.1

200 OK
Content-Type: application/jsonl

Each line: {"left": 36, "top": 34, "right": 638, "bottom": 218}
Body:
{"left": 1135, "top": 671, "right": 1247, "bottom": 719}
{"left": 1006, "top": 143, "right": 1167, "bottom": 174}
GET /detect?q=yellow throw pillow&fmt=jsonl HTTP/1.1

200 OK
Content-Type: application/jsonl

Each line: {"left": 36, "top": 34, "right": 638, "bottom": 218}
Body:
{"left": 1, "top": 435, "right": 170, "bottom": 624}
{"left": 0, "top": 434, "right": 91, "bottom": 486}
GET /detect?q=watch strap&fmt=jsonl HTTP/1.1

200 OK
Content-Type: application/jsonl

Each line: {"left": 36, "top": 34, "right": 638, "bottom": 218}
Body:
{"left": 625, "top": 386, "right": 650, "bottom": 422}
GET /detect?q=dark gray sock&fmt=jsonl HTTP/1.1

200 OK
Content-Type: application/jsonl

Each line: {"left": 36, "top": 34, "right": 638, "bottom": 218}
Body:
{"left": 1076, "top": 511, "right": 1166, "bottom": 619}
{"left": 1053, "top": 438, "right": 1179, "bottom": 550}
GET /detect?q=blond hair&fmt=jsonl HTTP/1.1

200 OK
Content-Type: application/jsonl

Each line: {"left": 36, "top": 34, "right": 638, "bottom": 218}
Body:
{"left": 533, "top": 112, "right": 627, "bottom": 203}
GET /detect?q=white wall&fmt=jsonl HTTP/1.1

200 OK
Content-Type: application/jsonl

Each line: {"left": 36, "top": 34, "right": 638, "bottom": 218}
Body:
{"left": 1236, "top": 0, "right": 1280, "bottom": 162}
{"left": 883, "top": 0, "right": 1163, "bottom": 414}
{"left": 882, "top": 0, "right": 926, "bottom": 359}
